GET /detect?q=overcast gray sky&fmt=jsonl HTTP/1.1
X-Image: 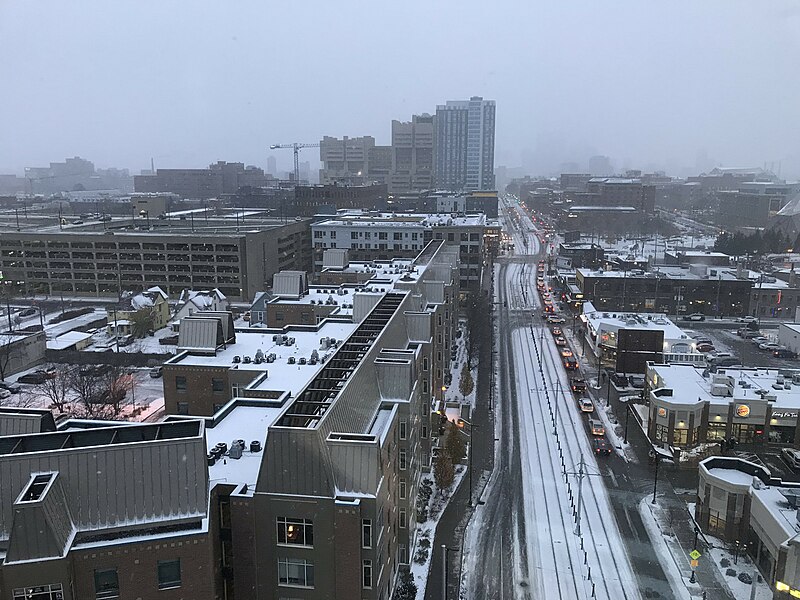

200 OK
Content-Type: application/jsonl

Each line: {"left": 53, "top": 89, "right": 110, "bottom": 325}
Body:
{"left": 2, "top": 0, "right": 799, "bottom": 178}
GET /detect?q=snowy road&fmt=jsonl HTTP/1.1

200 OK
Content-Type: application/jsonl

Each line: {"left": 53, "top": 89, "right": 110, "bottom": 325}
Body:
{"left": 460, "top": 197, "right": 656, "bottom": 599}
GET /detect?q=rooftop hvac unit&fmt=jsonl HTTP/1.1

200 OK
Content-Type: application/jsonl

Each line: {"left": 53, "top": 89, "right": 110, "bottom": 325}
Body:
{"left": 288, "top": 356, "right": 296, "bottom": 364}
{"left": 243, "top": 356, "right": 252, "bottom": 364}
{"left": 299, "top": 357, "right": 307, "bottom": 365}
{"left": 287, "top": 337, "right": 295, "bottom": 346}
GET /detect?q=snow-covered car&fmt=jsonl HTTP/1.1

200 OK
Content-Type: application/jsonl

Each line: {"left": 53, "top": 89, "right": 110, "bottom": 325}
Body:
{"left": 0, "top": 389, "right": 10, "bottom": 400}
{"left": 578, "top": 398, "right": 594, "bottom": 413}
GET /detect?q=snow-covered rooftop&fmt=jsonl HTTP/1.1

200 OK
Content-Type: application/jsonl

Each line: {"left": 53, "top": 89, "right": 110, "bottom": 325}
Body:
{"left": 583, "top": 309, "right": 688, "bottom": 341}
{"left": 649, "top": 364, "right": 800, "bottom": 409}
{"left": 314, "top": 212, "right": 486, "bottom": 228}
{"left": 168, "top": 321, "right": 359, "bottom": 397}
{"left": 46, "top": 330, "right": 92, "bottom": 350}
{"left": 206, "top": 403, "right": 283, "bottom": 489}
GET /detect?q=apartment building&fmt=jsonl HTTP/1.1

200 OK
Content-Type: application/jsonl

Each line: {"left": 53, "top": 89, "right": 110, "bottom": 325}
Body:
{"left": 434, "top": 97, "right": 496, "bottom": 191}
{"left": 293, "top": 183, "right": 388, "bottom": 216}
{"left": 0, "top": 219, "right": 311, "bottom": 302}
{"left": 311, "top": 212, "right": 487, "bottom": 291}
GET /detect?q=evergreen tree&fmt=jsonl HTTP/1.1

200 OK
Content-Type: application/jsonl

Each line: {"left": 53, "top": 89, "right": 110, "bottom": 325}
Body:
{"left": 458, "top": 363, "right": 474, "bottom": 399}
{"left": 434, "top": 452, "right": 455, "bottom": 489}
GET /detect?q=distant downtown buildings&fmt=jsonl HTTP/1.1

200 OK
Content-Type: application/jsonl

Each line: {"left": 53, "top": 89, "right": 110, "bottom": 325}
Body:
{"left": 319, "top": 96, "right": 496, "bottom": 194}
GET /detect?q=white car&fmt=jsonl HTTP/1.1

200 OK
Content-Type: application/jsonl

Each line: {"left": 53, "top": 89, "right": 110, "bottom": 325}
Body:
{"left": 738, "top": 316, "right": 758, "bottom": 323}
{"left": 579, "top": 398, "right": 594, "bottom": 413}
{"left": 0, "top": 389, "right": 10, "bottom": 400}
{"left": 759, "top": 342, "right": 781, "bottom": 351}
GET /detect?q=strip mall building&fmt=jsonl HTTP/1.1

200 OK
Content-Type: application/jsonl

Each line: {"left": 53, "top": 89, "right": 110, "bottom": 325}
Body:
{"left": 645, "top": 363, "right": 800, "bottom": 452}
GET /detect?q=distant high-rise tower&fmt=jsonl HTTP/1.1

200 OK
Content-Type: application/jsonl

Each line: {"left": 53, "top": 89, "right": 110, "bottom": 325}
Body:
{"left": 390, "top": 113, "right": 434, "bottom": 193}
{"left": 267, "top": 155, "right": 277, "bottom": 176}
{"left": 434, "top": 96, "right": 496, "bottom": 191}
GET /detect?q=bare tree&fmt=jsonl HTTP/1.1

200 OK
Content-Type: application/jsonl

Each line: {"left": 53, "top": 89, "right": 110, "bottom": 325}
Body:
{"left": 34, "top": 364, "right": 72, "bottom": 414}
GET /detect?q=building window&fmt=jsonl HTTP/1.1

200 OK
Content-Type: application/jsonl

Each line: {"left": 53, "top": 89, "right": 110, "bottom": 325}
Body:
{"left": 400, "top": 544, "right": 408, "bottom": 564}
{"left": 212, "top": 378, "right": 224, "bottom": 393}
{"left": 277, "top": 517, "right": 314, "bottom": 546}
{"left": 278, "top": 558, "right": 315, "bottom": 588}
{"left": 399, "top": 420, "right": 407, "bottom": 440}
{"left": 423, "top": 357, "right": 429, "bottom": 371}
{"left": 399, "top": 509, "right": 407, "bottom": 529}
{"left": 363, "top": 559, "right": 373, "bottom": 589}
{"left": 399, "top": 449, "right": 407, "bottom": 470}
{"left": 362, "top": 519, "right": 372, "bottom": 548}
{"left": 175, "top": 376, "right": 187, "bottom": 392}
{"left": 94, "top": 568, "right": 119, "bottom": 599}
{"left": 423, "top": 379, "right": 429, "bottom": 394}
{"left": 157, "top": 559, "right": 181, "bottom": 590}
{"left": 399, "top": 478, "right": 407, "bottom": 499}
{"left": 422, "top": 425, "right": 428, "bottom": 439}
{"left": 177, "top": 402, "right": 189, "bottom": 415}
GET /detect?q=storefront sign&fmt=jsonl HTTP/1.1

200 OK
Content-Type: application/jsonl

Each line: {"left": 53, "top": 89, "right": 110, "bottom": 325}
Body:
{"left": 772, "top": 411, "right": 799, "bottom": 419}
{"left": 657, "top": 407, "right": 667, "bottom": 418}
{"left": 736, "top": 405, "right": 751, "bottom": 418}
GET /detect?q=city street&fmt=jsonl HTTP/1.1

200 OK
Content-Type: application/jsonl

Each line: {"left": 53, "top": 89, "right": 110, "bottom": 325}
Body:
{"left": 459, "top": 198, "right": 696, "bottom": 600}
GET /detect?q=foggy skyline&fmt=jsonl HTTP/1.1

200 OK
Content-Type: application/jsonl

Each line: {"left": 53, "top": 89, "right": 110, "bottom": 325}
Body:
{"left": 2, "top": 0, "right": 800, "bottom": 178}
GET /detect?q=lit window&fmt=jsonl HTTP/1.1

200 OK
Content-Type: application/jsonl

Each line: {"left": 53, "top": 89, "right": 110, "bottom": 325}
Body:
{"left": 276, "top": 517, "right": 314, "bottom": 547}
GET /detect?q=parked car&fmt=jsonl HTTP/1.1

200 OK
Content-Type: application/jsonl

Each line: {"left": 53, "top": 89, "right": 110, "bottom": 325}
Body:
{"left": 782, "top": 447, "right": 800, "bottom": 471}
{"left": 708, "top": 356, "right": 741, "bottom": 368}
{"left": 17, "top": 371, "right": 49, "bottom": 384}
{"left": 774, "top": 348, "right": 797, "bottom": 359}
{"left": 578, "top": 398, "right": 594, "bottom": 413}
{"left": 759, "top": 342, "right": 781, "bottom": 351}
{"left": 696, "top": 342, "right": 715, "bottom": 353}
{"left": 629, "top": 375, "right": 645, "bottom": 389}
{"left": 149, "top": 366, "right": 164, "bottom": 378}
{"left": 738, "top": 316, "right": 758, "bottom": 323}
{"left": 686, "top": 313, "right": 706, "bottom": 321}
{"left": 18, "top": 307, "right": 36, "bottom": 317}
{"left": 0, "top": 382, "right": 20, "bottom": 394}
{"left": 0, "top": 389, "right": 10, "bottom": 400}
{"left": 751, "top": 336, "right": 769, "bottom": 346}
{"left": 738, "top": 328, "right": 760, "bottom": 338}
{"left": 592, "top": 437, "right": 612, "bottom": 456}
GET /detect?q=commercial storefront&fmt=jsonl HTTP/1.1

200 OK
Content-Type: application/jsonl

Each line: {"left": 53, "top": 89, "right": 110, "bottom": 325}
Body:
{"left": 646, "top": 363, "right": 800, "bottom": 453}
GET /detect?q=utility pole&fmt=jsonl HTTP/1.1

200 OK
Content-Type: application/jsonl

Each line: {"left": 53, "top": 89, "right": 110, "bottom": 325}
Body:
{"left": 565, "top": 455, "right": 602, "bottom": 536}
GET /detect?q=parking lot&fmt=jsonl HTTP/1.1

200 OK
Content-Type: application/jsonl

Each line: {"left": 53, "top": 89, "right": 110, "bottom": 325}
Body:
{"left": 689, "top": 324, "right": 800, "bottom": 370}
{"left": 735, "top": 447, "right": 800, "bottom": 483}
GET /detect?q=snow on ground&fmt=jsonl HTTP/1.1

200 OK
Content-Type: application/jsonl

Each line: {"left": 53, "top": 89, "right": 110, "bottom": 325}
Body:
{"left": 684, "top": 504, "right": 772, "bottom": 600}
{"left": 443, "top": 321, "right": 477, "bottom": 421}
{"left": 408, "top": 465, "right": 466, "bottom": 598}
{"left": 638, "top": 498, "right": 694, "bottom": 600}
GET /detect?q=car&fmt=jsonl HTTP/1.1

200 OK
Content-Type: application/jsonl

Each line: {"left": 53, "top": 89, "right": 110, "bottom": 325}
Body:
{"left": 551, "top": 326, "right": 562, "bottom": 336}
{"left": 738, "top": 316, "right": 758, "bottom": 323}
{"left": 18, "top": 307, "right": 36, "bottom": 317}
{"left": 751, "top": 336, "right": 769, "bottom": 346}
{"left": 696, "top": 342, "right": 715, "bottom": 353}
{"left": 0, "top": 389, "right": 10, "bottom": 400}
{"left": 589, "top": 419, "right": 605, "bottom": 436}
{"left": 708, "top": 356, "right": 741, "bottom": 368}
{"left": 17, "top": 371, "right": 48, "bottom": 384}
{"left": 775, "top": 348, "right": 797, "bottom": 359}
{"left": 738, "top": 328, "right": 760, "bottom": 338}
{"left": 686, "top": 313, "right": 706, "bottom": 321}
{"left": 149, "top": 366, "right": 164, "bottom": 378}
{"left": 99, "top": 214, "right": 112, "bottom": 222}
{"left": 592, "top": 437, "right": 612, "bottom": 456}
{"left": 708, "top": 352, "right": 733, "bottom": 359}
{"left": 570, "top": 378, "right": 587, "bottom": 393}
{"left": 782, "top": 447, "right": 800, "bottom": 471}
{"left": 578, "top": 398, "right": 594, "bottom": 413}
{"left": 554, "top": 336, "right": 567, "bottom": 347}
{"left": 547, "top": 316, "right": 565, "bottom": 324}
{"left": 0, "top": 382, "right": 20, "bottom": 394}
{"left": 71, "top": 219, "right": 84, "bottom": 225}
{"left": 759, "top": 342, "right": 781, "bottom": 351}
{"left": 561, "top": 349, "right": 574, "bottom": 358}
{"left": 629, "top": 374, "right": 645, "bottom": 389}
{"left": 563, "top": 357, "right": 578, "bottom": 370}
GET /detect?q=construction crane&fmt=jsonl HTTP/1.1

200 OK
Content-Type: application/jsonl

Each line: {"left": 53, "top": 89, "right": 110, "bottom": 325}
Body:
{"left": 270, "top": 142, "right": 320, "bottom": 183}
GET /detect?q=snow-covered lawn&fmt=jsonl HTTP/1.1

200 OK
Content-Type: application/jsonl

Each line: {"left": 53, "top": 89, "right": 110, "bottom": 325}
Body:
{"left": 443, "top": 321, "right": 477, "bottom": 422}
{"left": 408, "top": 465, "right": 466, "bottom": 598}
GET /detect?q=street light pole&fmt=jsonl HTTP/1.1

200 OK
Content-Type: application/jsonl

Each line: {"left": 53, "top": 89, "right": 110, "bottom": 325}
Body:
{"left": 652, "top": 454, "right": 660, "bottom": 504}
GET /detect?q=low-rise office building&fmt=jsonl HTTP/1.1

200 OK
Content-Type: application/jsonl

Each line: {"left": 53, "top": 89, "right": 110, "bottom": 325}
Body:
{"left": 576, "top": 266, "right": 753, "bottom": 317}
{"left": 646, "top": 363, "right": 800, "bottom": 452}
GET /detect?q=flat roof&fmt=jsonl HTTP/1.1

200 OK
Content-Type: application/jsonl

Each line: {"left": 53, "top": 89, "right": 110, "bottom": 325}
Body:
{"left": 577, "top": 266, "right": 743, "bottom": 282}
{"left": 167, "top": 321, "right": 360, "bottom": 397}
{"left": 584, "top": 310, "right": 687, "bottom": 340}
{"left": 313, "top": 212, "right": 486, "bottom": 228}
{"left": 649, "top": 364, "right": 800, "bottom": 409}
{"left": 206, "top": 403, "right": 283, "bottom": 489}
